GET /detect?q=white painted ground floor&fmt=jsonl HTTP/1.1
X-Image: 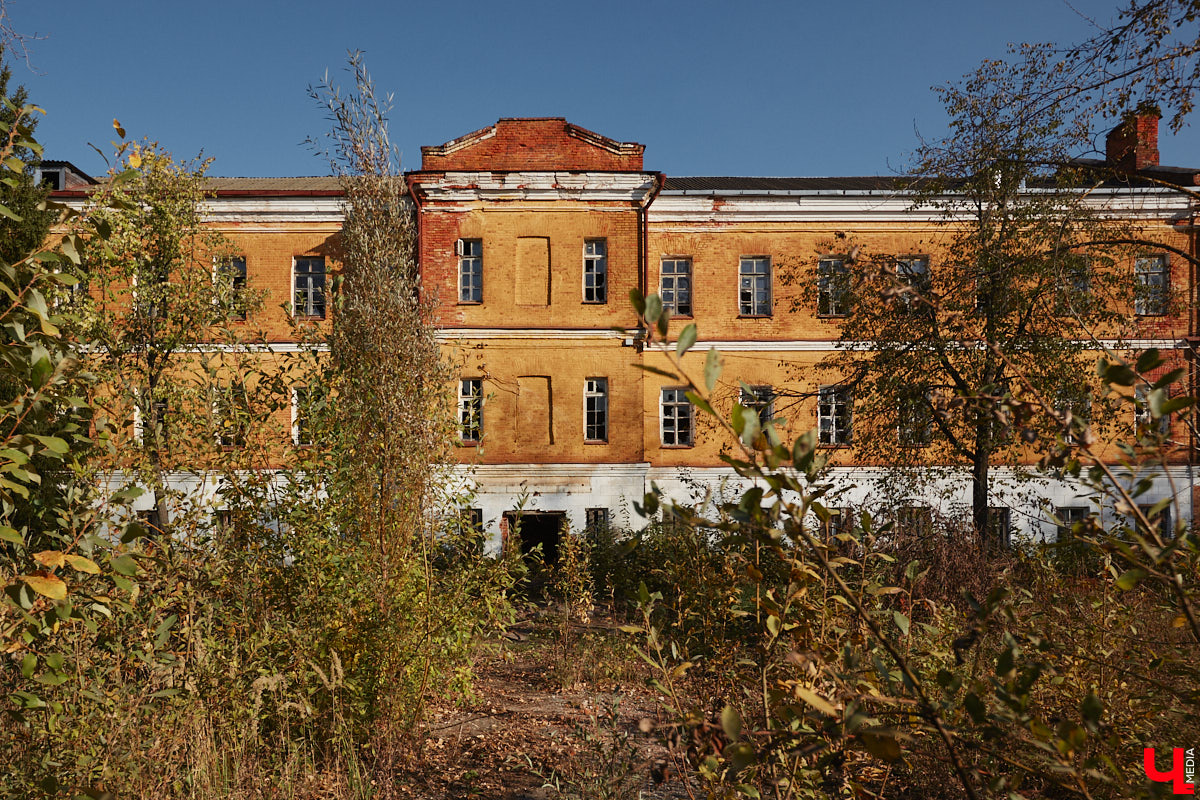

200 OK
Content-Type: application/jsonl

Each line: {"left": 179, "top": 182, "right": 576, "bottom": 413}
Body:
{"left": 108, "top": 462, "right": 1195, "bottom": 555}
{"left": 448, "top": 462, "right": 1196, "bottom": 554}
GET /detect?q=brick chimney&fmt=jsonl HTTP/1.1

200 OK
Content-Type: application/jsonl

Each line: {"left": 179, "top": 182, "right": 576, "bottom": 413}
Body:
{"left": 1106, "top": 109, "right": 1160, "bottom": 172}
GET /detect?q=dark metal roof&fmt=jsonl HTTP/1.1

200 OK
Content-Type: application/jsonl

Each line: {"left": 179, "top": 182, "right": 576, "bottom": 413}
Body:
{"left": 664, "top": 176, "right": 906, "bottom": 193}
{"left": 202, "top": 176, "right": 343, "bottom": 193}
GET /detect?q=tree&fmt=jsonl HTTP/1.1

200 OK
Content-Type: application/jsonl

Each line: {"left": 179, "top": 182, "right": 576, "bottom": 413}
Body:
{"left": 817, "top": 46, "right": 1168, "bottom": 541}
{"left": 71, "top": 130, "right": 255, "bottom": 527}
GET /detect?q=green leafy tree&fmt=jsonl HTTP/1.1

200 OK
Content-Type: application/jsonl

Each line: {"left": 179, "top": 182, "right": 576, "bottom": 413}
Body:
{"left": 816, "top": 46, "right": 1179, "bottom": 540}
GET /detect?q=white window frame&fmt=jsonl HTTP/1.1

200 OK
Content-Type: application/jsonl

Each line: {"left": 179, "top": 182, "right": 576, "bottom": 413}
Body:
{"left": 583, "top": 238, "right": 608, "bottom": 303}
{"left": 291, "top": 385, "right": 316, "bottom": 447}
{"left": 1055, "top": 505, "right": 1091, "bottom": 541}
{"left": 458, "top": 238, "right": 483, "bottom": 303}
{"left": 1134, "top": 384, "right": 1171, "bottom": 437}
{"left": 1135, "top": 254, "right": 1168, "bottom": 316}
{"left": 584, "top": 378, "right": 608, "bottom": 443}
{"left": 459, "top": 378, "right": 483, "bottom": 443}
{"left": 738, "top": 256, "right": 771, "bottom": 316}
{"left": 818, "top": 385, "right": 851, "bottom": 446}
{"left": 895, "top": 255, "right": 930, "bottom": 313}
{"left": 292, "top": 256, "right": 326, "bottom": 319}
{"left": 817, "top": 257, "right": 849, "bottom": 317}
{"left": 212, "top": 383, "right": 248, "bottom": 449}
{"left": 740, "top": 385, "right": 775, "bottom": 426}
{"left": 661, "top": 258, "right": 693, "bottom": 317}
{"left": 214, "top": 255, "right": 248, "bottom": 320}
{"left": 660, "top": 387, "right": 694, "bottom": 447}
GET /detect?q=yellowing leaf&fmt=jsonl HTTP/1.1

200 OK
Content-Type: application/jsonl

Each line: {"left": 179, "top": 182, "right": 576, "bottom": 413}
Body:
{"left": 21, "top": 574, "right": 67, "bottom": 601}
{"left": 32, "top": 551, "right": 66, "bottom": 569}
{"left": 64, "top": 554, "right": 100, "bottom": 574}
{"left": 794, "top": 686, "right": 838, "bottom": 716}
{"left": 128, "top": 152, "right": 142, "bottom": 169}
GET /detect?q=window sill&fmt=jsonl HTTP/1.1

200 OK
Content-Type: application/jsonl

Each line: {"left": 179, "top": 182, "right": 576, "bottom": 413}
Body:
{"left": 584, "top": 439, "right": 608, "bottom": 445}
{"left": 816, "top": 314, "right": 848, "bottom": 320}
{"left": 457, "top": 300, "right": 482, "bottom": 306}
{"left": 669, "top": 313, "right": 694, "bottom": 320}
{"left": 457, "top": 440, "right": 480, "bottom": 448}
{"left": 582, "top": 300, "right": 608, "bottom": 305}
{"left": 293, "top": 315, "right": 326, "bottom": 322}
{"left": 737, "top": 314, "right": 773, "bottom": 320}
{"left": 659, "top": 443, "right": 694, "bottom": 449}
{"left": 818, "top": 443, "right": 851, "bottom": 449}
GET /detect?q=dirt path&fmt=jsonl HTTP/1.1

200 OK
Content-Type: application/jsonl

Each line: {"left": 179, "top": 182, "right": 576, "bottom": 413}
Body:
{"left": 394, "top": 606, "right": 698, "bottom": 800}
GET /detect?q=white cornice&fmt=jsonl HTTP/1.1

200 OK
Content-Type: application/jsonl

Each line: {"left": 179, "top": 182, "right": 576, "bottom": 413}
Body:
{"left": 650, "top": 188, "right": 1196, "bottom": 225}
{"left": 200, "top": 197, "right": 346, "bottom": 224}
{"left": 414, "top": 171, "right": 658, "bottom": 203}
{"left": 437, "top": 328, "right": 626, "bottom": 341}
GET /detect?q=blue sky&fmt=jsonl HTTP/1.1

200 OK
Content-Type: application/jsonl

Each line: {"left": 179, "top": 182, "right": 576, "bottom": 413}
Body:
{"left": 13, "top": 0, "right": 1199, "bottom": 178}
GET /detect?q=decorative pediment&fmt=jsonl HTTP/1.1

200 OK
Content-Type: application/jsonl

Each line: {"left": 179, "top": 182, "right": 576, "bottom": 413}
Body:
{"left": 421, "top": 117, "right": 644, "bottom": 172}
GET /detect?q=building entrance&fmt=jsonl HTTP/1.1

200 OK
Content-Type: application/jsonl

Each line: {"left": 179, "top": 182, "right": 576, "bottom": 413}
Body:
{"left": 505, "top": 511, "right": 565, "bottom": 565}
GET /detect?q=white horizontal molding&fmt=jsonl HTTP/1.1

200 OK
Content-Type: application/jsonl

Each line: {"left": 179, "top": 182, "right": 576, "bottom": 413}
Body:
{"left": 437, "top": 328, "right": 627, "bottom": 341}
{"left": 201, "top": 197, "right": 347, "bottom": 223}
{"left": 689, "top": 337, "right": 1190, "bottom": 353}
{"left": 416, "top": 171, "right": 658, "bottom": 203}
{"left": 651, "top": 188, "right": 1194, "bottom": 224}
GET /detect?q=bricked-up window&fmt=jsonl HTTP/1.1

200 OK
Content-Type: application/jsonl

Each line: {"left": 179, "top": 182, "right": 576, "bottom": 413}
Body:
{"left": 459, "top": 379, "right": 483, "bottom": 443}
{"left": 584, "top": 378, "right": 608, "bottom": 442}
{"left": 661, "top": 258, "right": 692, "bottom": 316}
{"left": 661, "top": 387, "right": 694, "bottom": 446}
{"left": 895, "top": 256, "right": 930, "bottom": 314}
{"left": 739, "top": 257, "right": 771, "bottom": 316}
{"left": 1135, "top": 254, "right": 1168, "bottom": 315}
{"left": 585, "top": 507, "right": 610, "bottom": 532}
{"left": 216, "top": 256, "right": 248, "bottom": 320}
{"left": 741, "top": 385, "right": 775, "bottom": 426}
{"left": 293, "top": 257, "right": 326, "bottom": 318}
{"left": 458, "top": 239, "right": 482, "bottom": 303}
{"left": 583, "top": 239, "right": 607, "bottom": 303}
{"left": 817, "top": 257, "right": 850, "bottom": 316}
{"left": 818, "top": 385, "right": 851, "bottom": 446}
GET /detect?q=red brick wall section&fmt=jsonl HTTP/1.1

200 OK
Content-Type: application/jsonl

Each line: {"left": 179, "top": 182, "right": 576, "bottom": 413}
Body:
{"left": 421, "top": 118, "right": 644, "bottom": 172}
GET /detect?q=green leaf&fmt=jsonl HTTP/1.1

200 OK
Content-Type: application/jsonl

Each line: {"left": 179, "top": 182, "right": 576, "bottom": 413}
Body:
{"left": 644, "top": 294, "right": 663, "bottom": 325}
{"left": 20, "top": 653, "right": 35, "bottom": 678}
{"left": 628, "top": 288, "right": 646, "bottom": 315}
{"left": 30, "top": 435, "right": 68, "bottom": 455}
{"left": 893, "top": 610, "right": 910, "bottom": 636}
{"left": 1136, "top": 348, "right": 1162, "bottom": 374}
{"left": 633, "top": 364, "right": 680, "bottom": 380}
{"left": 685, "top": 391, "right": 715, "bottom": 418}
{"left": 676, "top": 323, "right": 697, "bottom": 357}
{"left": 860, "top": 730, "right": 902, "bottom": 762}
{"left": 110, "top": 554, "right": 139, "bottom": 577}
{"left": 703, "top": 347, "right": 721, "bottom": 393}
{"left": 1080, "top": 691, "right": 1102, "bottom": 727}
{"left": 720, "top": 705, "right": 743, "bottom": 742}
{"left": 1114, "top": 568, "right": 1147, "bottom": 591}
{"left": 0, "top": 526, "right": 22, "bottom": 545}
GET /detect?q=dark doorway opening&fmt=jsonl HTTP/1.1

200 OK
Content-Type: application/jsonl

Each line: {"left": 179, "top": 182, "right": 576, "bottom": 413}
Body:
{"left": 506, "top": 511, "right": 565, "bottom": 565}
